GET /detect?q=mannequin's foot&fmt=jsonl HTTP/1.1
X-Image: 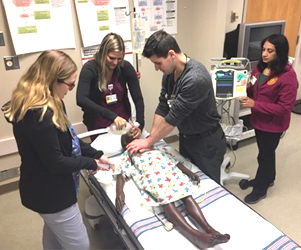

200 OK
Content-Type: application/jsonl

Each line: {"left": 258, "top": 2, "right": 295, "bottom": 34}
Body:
{"left": 204, "top": 226, "right": 220, "bottom": 235}
{"left": 193, "top": 233, "right": 230, "bottom": 249}
{"left": 208, "top": 233, "right": 230, "bottom": 248}
{"left": 203, "top": 224, "right": 230, "bottom": 238}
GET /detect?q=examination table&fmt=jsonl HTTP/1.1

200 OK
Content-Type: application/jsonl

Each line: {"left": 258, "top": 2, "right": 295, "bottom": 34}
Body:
{"left": 80, "top": 132, "right": 300, "bottom": 250}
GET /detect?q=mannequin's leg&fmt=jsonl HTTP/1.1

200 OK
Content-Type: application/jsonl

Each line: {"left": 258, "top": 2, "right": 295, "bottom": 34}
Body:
{"left": 182, "top": 196, "right": 228, "bottom": 236}
{"left": 163, "top": 202, "right": 229, "bottom": 249}
{"left": 182, "top": 196, "right": 214, "bottom": 233}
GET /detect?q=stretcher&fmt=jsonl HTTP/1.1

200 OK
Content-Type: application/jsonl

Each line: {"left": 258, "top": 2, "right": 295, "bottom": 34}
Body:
{"left": 80, "top": 132, "right": 300, "bottom": 250}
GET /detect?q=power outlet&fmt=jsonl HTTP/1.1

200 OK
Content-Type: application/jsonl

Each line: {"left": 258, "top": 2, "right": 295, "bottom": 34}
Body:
{"left": 0, "top": 167, "right": 20, "bottom": 182}
{"left": 3, "top": 56, "right": 20, "bottom": 70}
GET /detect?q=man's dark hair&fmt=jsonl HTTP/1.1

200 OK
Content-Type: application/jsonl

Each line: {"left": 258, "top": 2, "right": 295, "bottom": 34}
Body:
{"left": 257, "top": 34, "right": 289, "bottom": 75}
{"left": 142, "top": 30, "right": 181, "bottom": 58}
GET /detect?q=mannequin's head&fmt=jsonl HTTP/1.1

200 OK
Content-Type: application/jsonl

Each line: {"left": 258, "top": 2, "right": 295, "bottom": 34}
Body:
{"left": 121, "top": 133, "right": 134, "bottom": 150}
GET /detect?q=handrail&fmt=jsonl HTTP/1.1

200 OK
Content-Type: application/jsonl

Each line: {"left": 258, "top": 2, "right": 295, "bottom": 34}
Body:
{"left": 77, "top": 128, "right": 108, "bottom": 139}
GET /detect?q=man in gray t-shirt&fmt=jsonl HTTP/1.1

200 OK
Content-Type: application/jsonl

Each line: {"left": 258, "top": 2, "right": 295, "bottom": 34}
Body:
{"left": 126, "top": 30, "right": 226, "bottom": 184}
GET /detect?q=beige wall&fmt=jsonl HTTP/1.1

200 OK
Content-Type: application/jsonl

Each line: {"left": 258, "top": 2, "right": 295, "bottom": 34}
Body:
{"left": 226, "top": 0, "right": 245, "bottom": 32}
{"left": 294, "top": 21, "right": 301, "bottom": 100}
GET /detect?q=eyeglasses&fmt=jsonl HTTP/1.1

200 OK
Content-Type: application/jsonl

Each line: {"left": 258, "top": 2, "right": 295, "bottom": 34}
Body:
{"left": 58, "top": 79, "right": 76, "bottom": 90}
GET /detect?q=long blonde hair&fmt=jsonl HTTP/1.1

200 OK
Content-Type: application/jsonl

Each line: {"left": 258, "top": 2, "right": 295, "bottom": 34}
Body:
{"left": 94, "top": 32, "right": 125, "bottom": 90}
{"left": 2, "top": 50, "right": 77, "bottom": 131}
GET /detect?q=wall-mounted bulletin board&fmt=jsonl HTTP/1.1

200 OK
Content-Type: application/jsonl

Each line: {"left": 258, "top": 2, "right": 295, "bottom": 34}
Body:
{"left": 75, "top": 0, "right": 132, "bottom": 48}
{"left": 134, "top": 0, "right": 177, "bottom": 37}
{"left": 2, "top": 0, "right": 76, "bottom": 55}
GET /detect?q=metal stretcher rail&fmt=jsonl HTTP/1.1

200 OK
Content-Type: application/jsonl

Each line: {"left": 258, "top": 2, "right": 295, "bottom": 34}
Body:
{"left": 80, "top": 170, "right": 144, "bottom": 250}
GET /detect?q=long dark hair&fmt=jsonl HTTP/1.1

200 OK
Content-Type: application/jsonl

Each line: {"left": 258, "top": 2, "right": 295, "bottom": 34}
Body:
{"left": 257, "top": 34, "right": 289, "bottom": 76}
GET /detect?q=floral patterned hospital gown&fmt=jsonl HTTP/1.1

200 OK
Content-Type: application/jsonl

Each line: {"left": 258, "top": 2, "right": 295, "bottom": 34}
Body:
{"left": 113, "top": 146, "right": 195, "bottom": 206}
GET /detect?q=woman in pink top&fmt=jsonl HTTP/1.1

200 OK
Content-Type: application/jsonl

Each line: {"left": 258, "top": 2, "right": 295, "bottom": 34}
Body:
{"left": 239, "top": 34, "right": 298, "bottom": 204}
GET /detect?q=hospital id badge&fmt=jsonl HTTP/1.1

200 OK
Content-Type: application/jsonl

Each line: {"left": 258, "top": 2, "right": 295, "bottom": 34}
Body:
{"left": 250, "top": 76, "right": 257, "bottom": 86}
{"left": 106, "top": 94, "right": 117, "bottom": 105}
{"left": 167, "top": 94, "right": 175, "bottom": 108}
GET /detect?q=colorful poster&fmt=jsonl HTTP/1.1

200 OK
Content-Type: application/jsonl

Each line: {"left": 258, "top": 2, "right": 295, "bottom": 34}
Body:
{"left": 75, "top": 0, "right": 131, "bottom": 47}
{"left": 134, "top": 0, "right": 177, "bottom": 38}
{"left": 2, "top": 0, "right": 75, "bottom": 55}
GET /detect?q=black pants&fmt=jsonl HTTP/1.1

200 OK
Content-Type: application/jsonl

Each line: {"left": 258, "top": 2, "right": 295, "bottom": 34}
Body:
{"left": 179, "top": 126, "right": 226, "bottom": 184}
{"left": 253, "top": 129, "right": 282, "bottom": 192}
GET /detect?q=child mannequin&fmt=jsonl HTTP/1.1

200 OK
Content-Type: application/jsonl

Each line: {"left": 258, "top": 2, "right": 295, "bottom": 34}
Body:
{"left": 113, "top": 133, "right": 230, "bottom": 249}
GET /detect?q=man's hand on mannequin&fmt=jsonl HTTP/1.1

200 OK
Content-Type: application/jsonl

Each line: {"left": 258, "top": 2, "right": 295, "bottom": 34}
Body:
{"left": 126, "top": 137, "right": 152, "bottom": 154}
{"left": 126, "top": 114, "right": 175, "bottom": 154}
